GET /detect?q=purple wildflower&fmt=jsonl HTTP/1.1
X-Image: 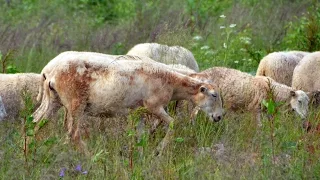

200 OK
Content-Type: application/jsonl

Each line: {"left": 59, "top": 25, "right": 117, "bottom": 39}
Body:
{"left": 82, "top": 171, "right": 88, "bottom": 175}
{"left": 75, "top": 164, "right": 82, "bottom": 172}
{"left": 59, "top": 167, "right": 66, "bottom": 177}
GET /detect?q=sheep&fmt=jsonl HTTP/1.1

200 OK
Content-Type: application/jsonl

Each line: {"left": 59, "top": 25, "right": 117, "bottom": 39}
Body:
{"left": 256, "top": 51, "right": 310, "bottom": 86}
{"left": 36, "top": 52, "right": 197, "bottom": 125}
{"left": 0, "top": 73, "right": 41, "bottom": 121}
{"left": 292, "top": 52, "right": 320, "bottom": 106}
{"left": 37, "top": 51, "right": 192, "bottom": 103}
{"left": 32, "top": 55, "right": 223, "bottom": 155}
{"left": 190, "top": 67, "right": 310, "bottom": 125}
{"left": 127, "top": 43, "right": 200, "bottom": 72}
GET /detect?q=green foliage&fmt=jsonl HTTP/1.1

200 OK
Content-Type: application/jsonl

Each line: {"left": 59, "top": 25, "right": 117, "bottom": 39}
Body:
{"left": 282, "top": 3, "right": 320, "bottom": 51}
{"left": 70, "top": 0, "right": 135, "bottom": 25}
{"left": 0, "top": 50, "right": 20, "bottom": 74}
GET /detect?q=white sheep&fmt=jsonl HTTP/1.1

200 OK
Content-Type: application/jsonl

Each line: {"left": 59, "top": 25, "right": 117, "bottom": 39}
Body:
{"left": 256, "top": 51, "right": 310, "bottom": 86}
{"left": 292, "top": 52, "right": 320, "bottom": 93}
{"left": 127, "top": 43, "right": 200, "bottom": 72}
{"left": 256, "top": 51, "right": 309, "bottom": 86}
{"left": 0, "top": 73, "right": 41, "bottom": 121}
{"left": 191, "top": 67, "right": 310, "bottom": 125}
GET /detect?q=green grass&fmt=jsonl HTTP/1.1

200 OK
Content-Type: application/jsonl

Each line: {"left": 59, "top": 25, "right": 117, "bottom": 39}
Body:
{"left": 1, "top": 106, "right": 320, "bottom": 179}
{"left": 1, "top": 0, "right": 320, "bottom": 179}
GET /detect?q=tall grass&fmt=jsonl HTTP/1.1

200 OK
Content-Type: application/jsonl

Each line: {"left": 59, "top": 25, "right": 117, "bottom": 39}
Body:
{"left": 1, "top": 0, "right": 320, "bottom": 179}
{"left": 1, "top": 104, "right": 319, "bottom": 179}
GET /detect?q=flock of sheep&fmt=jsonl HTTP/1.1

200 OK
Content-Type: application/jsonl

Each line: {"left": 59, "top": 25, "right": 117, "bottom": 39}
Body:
{"left": 0, "top": 43, "right": 319, "bottom": 155}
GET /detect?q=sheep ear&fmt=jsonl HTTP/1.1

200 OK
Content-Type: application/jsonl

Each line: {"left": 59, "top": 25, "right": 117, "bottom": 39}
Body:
{"left": 200, "top": 86, "right": 207, "bottom": 93}
{"left": 290, "top": 91, "right": 296, "bottom": 97}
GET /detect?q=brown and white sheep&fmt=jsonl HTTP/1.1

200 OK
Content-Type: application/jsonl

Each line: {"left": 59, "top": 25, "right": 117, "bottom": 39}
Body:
{"left": 37, "top": 51, "right": 192, "bottom": 103}
{"left": 190, "top": 67, "right": 310, "bottom": 125}
{"left": 0, "top": 73, "right": 41, "bottom": 121}
{"left": 256, "top": 51, "right": 310, "bottom": 86}
{"left": 127, "top": 43, "right": 200, "bottom": 72}
{"left": 33, "top": 57, "right": 223, "bottom": 155}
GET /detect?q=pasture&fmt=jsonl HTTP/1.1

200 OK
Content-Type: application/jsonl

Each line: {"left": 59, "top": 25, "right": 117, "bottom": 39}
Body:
{"left": 1, "top": 0, "right": 320, "bottom": 179}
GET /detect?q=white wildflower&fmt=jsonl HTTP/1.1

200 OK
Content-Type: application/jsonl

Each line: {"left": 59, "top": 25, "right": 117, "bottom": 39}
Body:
{"left": 200, "top": 45, "right": 210, "bottom": 50}
{"left": 220, "top": 14, "right": 226, "bottom": 18}
{"left": 193, "top": 35, "right": 203, "bottom": 41}
{"left": 234, "top": 61, "right": 239, "bottom": 64}
{"left": 229, "top": 24, "right": 236, "bottom": 28}
{"left": 205, "top": 50, "right": 215, "bottom": 55}
{"left": 240, "top": 48, "right": 246, "bottom": 52}
{"left": 223, "top": 43, "right": 227, "bottom": 49}
{"left": 220, "top": 26, "right": 226, "bottom": 29}
{"left": 240, "top": 37, "right": 252, "bottom": 45}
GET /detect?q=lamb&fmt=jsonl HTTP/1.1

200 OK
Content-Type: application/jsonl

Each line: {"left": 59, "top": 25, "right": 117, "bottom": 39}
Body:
{"left": 0, "top": 73, "right": 41, "bottom": 121}
{"left": 292, "top": 52, "right": 320, "bottom": 104}
{"left": 127, "top": 43, "right": 200, "bottom": 72}
{"left": 190, "top": 67, "right": 310, "bottom": 125}
{"left": 256, "top": 51, "right": 310, "bottom": 86}
{"left": 32, "top": 56, "right": 224, "bottom": 155}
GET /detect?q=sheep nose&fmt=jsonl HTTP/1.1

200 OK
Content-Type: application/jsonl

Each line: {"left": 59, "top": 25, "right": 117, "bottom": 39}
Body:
{"left": 213, "top": 115, "right": 222, "bottom": 122}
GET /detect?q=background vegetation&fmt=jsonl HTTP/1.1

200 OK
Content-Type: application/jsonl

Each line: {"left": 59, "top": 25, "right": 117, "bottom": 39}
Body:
{"left": 1, "top": 0, "right": 320, "bottom": 179}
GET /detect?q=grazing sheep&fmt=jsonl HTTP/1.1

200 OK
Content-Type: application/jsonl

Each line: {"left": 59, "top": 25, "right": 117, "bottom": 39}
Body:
{"left": 127, "top": 43, "right": 200, "bottom": 72}
{"left": 292, "top": 52, "right": 320, "bottom": 101}
{"left": 37, "top": 51, "right": 190, "bottom": 103}
{"left": 33, "top": 56, "right": 223, "bottom": 155}
{"left": 190, "top": 67, "right": 310, "bottom": 125}
{"left": 0, "top": 73, "right": 41, "bottom": 121}
{"left": 256, "top": 51, "right": 310, "bottom": 86}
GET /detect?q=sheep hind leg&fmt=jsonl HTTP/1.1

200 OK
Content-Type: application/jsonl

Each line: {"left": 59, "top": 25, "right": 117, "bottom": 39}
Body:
{"left": 69, "top": 102, "right": 90, "bottom": 155}
{"left": 255, "top": 109, "right": 262, "bottom": 128}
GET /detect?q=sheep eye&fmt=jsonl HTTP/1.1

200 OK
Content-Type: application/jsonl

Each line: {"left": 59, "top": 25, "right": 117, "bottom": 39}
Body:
{"left": 212, "top": 94, "right": 217, "bottom": 98}
{"left": 298, "top": 100, "right": 302, "bottom": 104}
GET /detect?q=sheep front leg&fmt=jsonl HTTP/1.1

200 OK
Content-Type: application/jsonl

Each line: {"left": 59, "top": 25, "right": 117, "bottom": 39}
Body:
{"left": 149, "top": 107, "right": 175, "bottom": 156}
{"left": 190, "top": 106, "right": 201, "bottom": 125}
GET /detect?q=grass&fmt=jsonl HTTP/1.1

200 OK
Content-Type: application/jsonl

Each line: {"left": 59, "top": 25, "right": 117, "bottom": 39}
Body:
{"left": 0, "top": 104, "right": 320, "bottom": 179}
{"left": 1, "top": 1, "right": 320, "bottom": 179}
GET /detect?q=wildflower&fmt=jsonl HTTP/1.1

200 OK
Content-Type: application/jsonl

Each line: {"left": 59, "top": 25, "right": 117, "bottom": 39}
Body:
{"left": 205, "top": 50, "right": 215, "bottom": 55}
{"left": 200, "top": 45, "right": 210, "bottom": 50}
{"left": 223, "top": 43, "right": 227, "bottom": 49}
{"left": 219, "top": 26, "right": 226, "bottom": 29}
{"left": 75, "top": 164, "right": 88, "bottom": 175}
{"left": 75, "top": 164, "right": 82, "bottom": 172}
{"left": 59, "top": 168, "right": 66, "bottom": 177}
{"left": 234, "top": 61, "right": 239, "bottom": 64}
{"left": 240, "top": 37, "right": 251, "bottom": 45}
{"left": 220, "top": 14, "right": 226, "bottom": 18}
{"left": 240, "top": 48, "right": 246, "bottom": 52}
{"left": 193, "top": 35, "right": 203, "bottom": 41}
{"left": 229, "top": 24, "right": 236, "bottom": 28}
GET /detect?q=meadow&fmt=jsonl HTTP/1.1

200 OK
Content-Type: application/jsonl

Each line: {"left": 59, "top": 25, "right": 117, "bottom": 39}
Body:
{"left": 0, "top": 0, "right": 320, "bottom": 179}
